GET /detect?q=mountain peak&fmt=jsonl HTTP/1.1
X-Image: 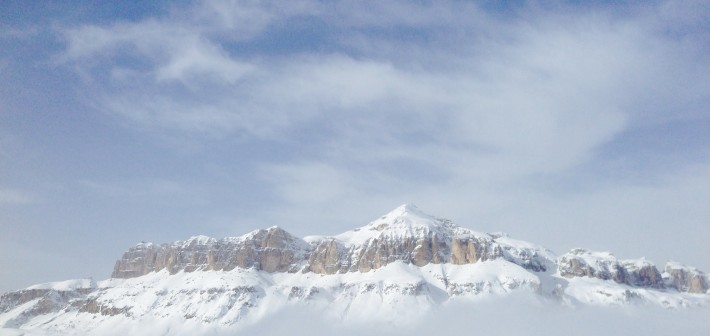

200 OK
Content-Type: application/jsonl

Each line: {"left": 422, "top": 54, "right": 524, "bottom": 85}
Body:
{"left": 373, "top": 203, "right": 444, "bottom": 230}
{"left": 388, "top": 203, "right": 422, "bottom": 215}
{"left": 380, "top": 203, "right": 451, "bottom": 224}
{"left": 334, "top": 204, "right": 458, "bottom": 245}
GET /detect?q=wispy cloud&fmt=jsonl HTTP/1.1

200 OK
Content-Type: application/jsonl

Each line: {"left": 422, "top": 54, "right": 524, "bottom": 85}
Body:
{"left": 51, "top": 0, "right": 710, "bottom": 263}
{"left": 57, "top": 1, "right": 706, "bottom": 158}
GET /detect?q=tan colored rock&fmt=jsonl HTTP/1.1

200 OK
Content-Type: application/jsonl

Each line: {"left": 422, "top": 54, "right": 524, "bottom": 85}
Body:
{"left": 558, "top": 254, "right": 596, "bottom": 278}
{"left": 664, "top": 263, "right": 709, "bottom": 293}
{"left": 450, "top": 238, "right": 479, "bottom": 265}
{"left": 308, "top": 239, "right": 343, "bottom": 274}
{"left": 689, "top": 275, "right": 708, "bottom": 294}
{"left": 111, "top": 226, "right": 308, "bottom": 277}
{"left": 412, "top": 237, "right": 432, "bottom": 267}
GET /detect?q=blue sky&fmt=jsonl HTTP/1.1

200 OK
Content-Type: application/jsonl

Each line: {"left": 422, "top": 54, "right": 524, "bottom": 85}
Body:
{"left": 1, "top": 0, "right": 709, "bottom": 293}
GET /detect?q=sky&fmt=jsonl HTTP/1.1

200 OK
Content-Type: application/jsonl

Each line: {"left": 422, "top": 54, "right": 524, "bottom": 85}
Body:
{"left": 0, "top": 0, "right": 709, "bottom": 293}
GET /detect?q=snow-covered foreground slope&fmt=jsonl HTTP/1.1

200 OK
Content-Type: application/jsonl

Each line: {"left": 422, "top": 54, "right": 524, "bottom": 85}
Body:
{"left": 1, "top": 204, "right": 709, "bottom": 335}
{"left": 1, "top": 262, "right": 709, "bottom": 336}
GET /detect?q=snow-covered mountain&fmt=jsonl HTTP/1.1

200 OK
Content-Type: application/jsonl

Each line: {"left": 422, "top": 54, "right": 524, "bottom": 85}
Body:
{"left": 1, "top": 204, "right": 708, "bottom": 335}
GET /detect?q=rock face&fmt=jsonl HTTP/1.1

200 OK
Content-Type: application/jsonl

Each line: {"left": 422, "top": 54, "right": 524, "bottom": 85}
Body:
{"left": 112, "top": 227, "right": 309, "bottom": 278}
{"left": 111, "top": 204, "right": 707, "bottom": 296}
{"left": 664, "top": 263, "right": 709, "bottom": 294}
{"left": 558, "top": 249, "right": 664, "bottom": 288}
{"left": 112, "top": 204, "right": 540, "bottom": 278}
{"left": 305, "top": 231, "right": 501, "bottom": 274}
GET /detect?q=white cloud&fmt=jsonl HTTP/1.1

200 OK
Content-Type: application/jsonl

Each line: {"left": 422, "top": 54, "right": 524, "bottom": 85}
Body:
{"left": 58, "top": 1, "right": 699, "bottom": 171}
{"left": 154, "top": 38, "right": 254, "bottom": 84}
{"left": 52, "top": 0, "right": 710, "bottom": 266}
{"left": 62, "top": 22, "right": 254, "bottom": 85}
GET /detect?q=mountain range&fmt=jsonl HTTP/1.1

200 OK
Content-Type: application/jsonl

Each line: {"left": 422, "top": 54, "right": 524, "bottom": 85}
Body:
{"left": 1, "top": 204, "right": 708, "bottom": 335}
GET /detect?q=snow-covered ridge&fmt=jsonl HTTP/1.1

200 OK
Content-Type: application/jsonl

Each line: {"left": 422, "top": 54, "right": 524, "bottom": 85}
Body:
{"left": 112, "top": 226, "right": 311, "bottom": 278}
{"left": 1, "top": 261, "right": 708, "bottom": 335}
{"left": 108, "top": 204, "right": 707, "bottom": 294}
{"left": 112, "top": 204, "right": 515, "bottom": 277}
{"left": 25, "top": 279, "right": 97, "bottom": 291}
{"left": 1, "top": 204, "right": 709, "bottom": 334}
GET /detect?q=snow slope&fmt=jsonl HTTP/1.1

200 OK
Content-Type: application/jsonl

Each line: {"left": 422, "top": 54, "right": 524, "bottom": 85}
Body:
{"left": 1, "top": 204, "right": 708, "bottom": 335}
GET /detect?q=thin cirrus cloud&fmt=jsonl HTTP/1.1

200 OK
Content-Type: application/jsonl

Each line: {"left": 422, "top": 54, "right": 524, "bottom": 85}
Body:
{"left": 57, "top": 2, "right": 696, "bottom": 148}
{"left": 49, "top": 1, "right": 709, "bottom": 263}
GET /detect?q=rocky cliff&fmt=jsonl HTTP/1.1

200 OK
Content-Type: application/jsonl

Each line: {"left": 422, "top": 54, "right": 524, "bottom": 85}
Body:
{"left": 112, "top": 205, "right": 512, "bottom": 278}
{"left": 112, "top": 226, "right": 309, "bottom": 278}
{"left": 111, "top": 204, "right": 707, "bottom": 294}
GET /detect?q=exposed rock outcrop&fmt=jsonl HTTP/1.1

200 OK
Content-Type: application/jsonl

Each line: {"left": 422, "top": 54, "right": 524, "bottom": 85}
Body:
{"left": 112, "top": 227, "right": 308, "bottom": 278}
{"left": 113, "top": 205, "right": 521, "bottom": 277}
{"left": 109, "top": 204, "right": 703, "bottom": 296}
{"left": 663, "top": 263, "right": 709, "bottom": 294}
{"left": 558, "top": 249, "right": 664, "bottom": 288}
{"left": 0, "top": 288, "right": 96, "bottom": 328}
